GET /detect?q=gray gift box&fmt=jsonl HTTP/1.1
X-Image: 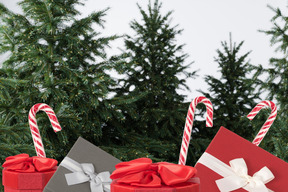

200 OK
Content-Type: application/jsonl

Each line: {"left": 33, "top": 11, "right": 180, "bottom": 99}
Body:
{"left": 44, "top": 137, "right": 121, "bottom": 192}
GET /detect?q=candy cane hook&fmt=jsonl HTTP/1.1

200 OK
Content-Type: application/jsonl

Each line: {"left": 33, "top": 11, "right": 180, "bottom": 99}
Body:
{"left": 247, "top": 101, "right": 277, "bottom": 146}
{"left": 29, "top": 103, "right": 62, "bottom": 158}
{"left": 179, "top": 96, "right": 213, "bottom": 165}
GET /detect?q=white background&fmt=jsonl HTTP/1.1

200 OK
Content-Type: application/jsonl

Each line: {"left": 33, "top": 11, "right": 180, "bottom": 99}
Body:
{"left": 0, "top": 0, "right": 287, "bottom": 100}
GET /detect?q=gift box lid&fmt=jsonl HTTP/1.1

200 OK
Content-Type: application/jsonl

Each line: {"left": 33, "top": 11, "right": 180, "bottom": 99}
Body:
{"left": 195, "top": 126, "right": 288, "bottom": 192}
{"left": 43, "top": 137, "right": 121, "bottom": 192}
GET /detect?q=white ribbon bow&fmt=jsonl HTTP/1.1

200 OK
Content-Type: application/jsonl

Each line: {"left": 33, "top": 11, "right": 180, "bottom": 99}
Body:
{"left": 216, "top": 158, "right": 274, "bottom": 192}
{"left": 60, "top": 157, "right": 112, "bottom": 192}
{"left": 197, "top": 152, "right": 275, "bottom": 192}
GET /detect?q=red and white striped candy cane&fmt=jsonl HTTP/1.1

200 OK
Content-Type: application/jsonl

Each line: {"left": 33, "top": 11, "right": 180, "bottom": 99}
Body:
{"left": 29, "top": 103, "right": 62, "bottom": 158}
{"left": 179, "top": 96, "right": 213, "bottom": 165}
{"left": 247, "top": 101, "right": 277, "bottom": 146}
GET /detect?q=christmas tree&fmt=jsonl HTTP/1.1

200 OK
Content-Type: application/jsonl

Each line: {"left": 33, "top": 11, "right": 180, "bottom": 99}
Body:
{"left": 0, "top": 73, "right": 35, "bottom": 187}
{"left": 0, "top": 0, "right": 124, "bottom": 163}
{"left": 199, "top": 36, "right": 262, "bottom": 145}
{"left": 260, "top": 5, "right": 288, "bottom": 161}
{"left": 111, "top": 0, "right": 197, "bottom": 163}
{"left": 260, "top": 5, "right": 288, "bottom": 115}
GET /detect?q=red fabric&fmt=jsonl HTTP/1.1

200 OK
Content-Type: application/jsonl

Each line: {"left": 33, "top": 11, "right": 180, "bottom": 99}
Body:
{"left": 3, "top": 189, "right": 42, "bottom": 192}
{"left": 2, "top": 168, "right": 56, "bottom": 190}
{"left": 2, "top": 154, "right": 57, "bottom": 191}
{"left": 3, "top": 188, "right": 42, "bottom": 192}
{"left": 110, "top": 158, "right": 197, "bottom": 187}
{"left": 195, "top": 126, "right": 288, "bottom": 192}
{"left": 111, "top": 180, "right": 199, "bottom": 192}
{"left": 2, "top": 154, "right": 57, "bottom": 172}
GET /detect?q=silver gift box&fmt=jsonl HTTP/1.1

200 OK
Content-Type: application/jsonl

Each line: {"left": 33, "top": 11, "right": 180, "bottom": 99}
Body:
{"left": 44, "top": 137, "right": 121, "bottom": 192}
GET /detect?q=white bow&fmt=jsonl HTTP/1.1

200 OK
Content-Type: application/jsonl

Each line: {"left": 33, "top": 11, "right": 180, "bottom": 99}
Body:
{"left": 61, "top": 157, "right": 112, "bottom": 192}
{"left": 216, "top": 158, "right": 274, "bottom": 192}
{"left": 197, "top": 152, "right": 275, "bottom": 192}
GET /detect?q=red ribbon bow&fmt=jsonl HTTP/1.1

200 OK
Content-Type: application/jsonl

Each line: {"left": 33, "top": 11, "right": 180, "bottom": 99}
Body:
{"left": 110, "top": 158, "right": 197, "bottom": 187}
{"left": 2, "top": 154, "right": 58, "bottom": 172}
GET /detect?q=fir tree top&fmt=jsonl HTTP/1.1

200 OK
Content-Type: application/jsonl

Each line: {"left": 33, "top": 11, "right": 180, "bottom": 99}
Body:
{"left": 200, "top": 36, "right": 261, "bottom": 139}
{"left": 110, "top": 0, "right": 197, "bottom": 163}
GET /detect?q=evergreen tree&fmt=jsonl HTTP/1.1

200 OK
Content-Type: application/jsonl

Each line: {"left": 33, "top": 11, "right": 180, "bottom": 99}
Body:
{"left": 0, "top": 0, "right": 123, "bottom": 162}
{"left": 0, "top": 73, "right": 35, "bottom": 188}
{"left": 260, "top": 5, "right": 288, "bottom": 161}
{"left": 199, "top": 37, "right": 262, "bottom": 144}
{"left": 112, "top": 0, "right": 197, "bottom": 163}
{"left": 260, "top": 5, "right": 288, "bottom": 116}
{"left": 0, "top": 70, "right": 33, "bottom": 159}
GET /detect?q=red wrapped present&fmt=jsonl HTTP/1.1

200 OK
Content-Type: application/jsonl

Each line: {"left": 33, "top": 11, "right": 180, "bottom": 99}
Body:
{"left": 2, "top": 103, "right": 62, "bottom": 192}
{"left": 178, "top": 99, "right": 286, "bottom": 191}
{"left": 2, "top": 154, "right": 57, "bottom": 192}
{"left": 110, "top": 158, "right": 199, "bottom": 192}
{"left": 195, "top": 126, "right": 288, "bottom": 191}
{"left": 193, "top": 101, "right": 287, "bottom": 191}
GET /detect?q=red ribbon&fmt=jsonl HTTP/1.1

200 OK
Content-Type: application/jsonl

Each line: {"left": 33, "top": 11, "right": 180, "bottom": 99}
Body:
{"left": 110, "top": 158, "right": 197, "bottom": 187}
{"left": 2, "top": 154, "right": 58, "bottom": 172}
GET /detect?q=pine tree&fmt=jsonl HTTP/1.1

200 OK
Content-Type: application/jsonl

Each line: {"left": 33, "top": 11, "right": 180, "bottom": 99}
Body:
{"left": 260, "top": 5, "right": 288, "bottom": 160}
{"left": 111, "top": 0, "right": 197, "bottom": 163}
{"left": 0, "top": 0, "right": 124, "bottom": 163}
{"left": 199, "top": 37, "right": 262, "bottom": 144}
{"left": 0, "top": 72, "right": 35, "bottom": 188}
{"left": 0, "top": 70, "right": 33, "bottom": 159}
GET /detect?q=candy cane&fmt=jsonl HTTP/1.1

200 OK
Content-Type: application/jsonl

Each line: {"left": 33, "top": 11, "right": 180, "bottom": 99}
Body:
{"left": 179, "top": 96, "right": 213, "bottom": 165}
{"left": 29, "top": 103, "right": 62, "bottom": 158}
{"left": 247, "top": 101, "right": 277, "bottom": 146}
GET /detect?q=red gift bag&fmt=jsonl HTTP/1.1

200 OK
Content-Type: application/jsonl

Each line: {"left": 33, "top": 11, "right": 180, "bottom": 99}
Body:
{"left": 2, "top": 104, "right": 61, "bottom": 192}
{"left": 109, "top": 97, "right": 212, "bottom": 192}
{"left": 2, "top": 154, "right": 57, "bottom": 192}
{"left": 110, "top": 158, "right": 199, "bottom": 192}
